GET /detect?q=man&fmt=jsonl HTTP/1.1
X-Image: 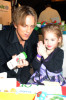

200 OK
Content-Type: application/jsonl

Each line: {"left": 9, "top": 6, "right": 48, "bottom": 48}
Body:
{"left": 38, "top": 2, "right": 61, "bottom": 23}
{"left": 0, "top": 6, "right": 38, "bottom": 84}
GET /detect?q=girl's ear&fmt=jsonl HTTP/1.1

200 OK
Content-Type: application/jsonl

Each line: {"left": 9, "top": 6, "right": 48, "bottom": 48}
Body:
{"left": 58, "top": 37, "right": 62, "bottom": 43}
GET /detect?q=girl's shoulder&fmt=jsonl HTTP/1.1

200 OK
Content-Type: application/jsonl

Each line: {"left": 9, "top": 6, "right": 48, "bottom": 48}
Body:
{"left": 55, "top": 47, "right": 64, "bottom": 53}
{"left": 53, "top": 47, "right": 64, "bottom": 58}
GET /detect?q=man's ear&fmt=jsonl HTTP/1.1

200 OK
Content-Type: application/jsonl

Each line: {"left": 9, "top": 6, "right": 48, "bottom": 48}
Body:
{"left": 13, "top": 23, "right": 17, "bottom": 28}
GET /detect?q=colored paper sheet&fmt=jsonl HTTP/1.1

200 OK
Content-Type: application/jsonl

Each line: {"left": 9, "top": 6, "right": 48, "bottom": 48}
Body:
{"left": 0, "top": 92, "right": 35, "bottom": 100}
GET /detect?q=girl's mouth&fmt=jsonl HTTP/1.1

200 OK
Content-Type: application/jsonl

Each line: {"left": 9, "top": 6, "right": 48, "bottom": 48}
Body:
{"left": 47, "top": 45, "right": 52, "bottom": 48}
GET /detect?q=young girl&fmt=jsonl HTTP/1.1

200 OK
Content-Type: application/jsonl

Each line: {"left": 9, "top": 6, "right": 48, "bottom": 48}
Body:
{"left": 28, "top": 24, "right": 66, "bottom": 86}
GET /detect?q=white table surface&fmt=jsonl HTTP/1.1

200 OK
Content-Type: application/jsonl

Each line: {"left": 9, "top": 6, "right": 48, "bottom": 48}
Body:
{"left": 61, "top": 34, "right": 66, "bottom": 77}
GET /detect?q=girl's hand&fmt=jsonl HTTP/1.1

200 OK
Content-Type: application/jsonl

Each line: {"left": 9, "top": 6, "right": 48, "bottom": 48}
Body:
{"left": 37, "top": 41, "right": 46, "bottom": 56}
{"left": 37, "top": 41, "right": 48, "bottom": 59}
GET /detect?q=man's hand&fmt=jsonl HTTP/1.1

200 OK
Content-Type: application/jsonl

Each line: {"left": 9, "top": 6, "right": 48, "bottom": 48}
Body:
{"left": 12, "top": 55, "right": 29, "bottom": 68}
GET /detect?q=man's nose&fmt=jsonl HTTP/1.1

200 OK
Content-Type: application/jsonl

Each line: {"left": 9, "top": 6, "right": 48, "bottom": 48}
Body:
{"left": 27, "top": 26, "right": 31, "bottom": 33}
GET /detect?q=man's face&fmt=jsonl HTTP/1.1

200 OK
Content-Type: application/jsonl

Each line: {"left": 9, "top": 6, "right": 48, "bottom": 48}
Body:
{"left": 15, "top": 15, "right": 35, "bottom": 41}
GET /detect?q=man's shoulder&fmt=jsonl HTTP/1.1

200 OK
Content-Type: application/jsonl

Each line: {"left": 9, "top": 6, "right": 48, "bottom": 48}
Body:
{"left": 0, "top": 26, "right": 15, "bottom": 36}
{"left": 0, "top": 30, "right": 7, "bottom": 38}
{"left": 0, "top": 28, "right": 15, "bottom": 44}
{"left": 0, "top": 29, "right": 10, "bottom": 39}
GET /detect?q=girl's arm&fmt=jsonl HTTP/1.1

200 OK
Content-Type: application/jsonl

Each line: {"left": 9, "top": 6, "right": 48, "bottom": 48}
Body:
{"left": 43, "top": 48, "right": 64, "bottom": 73}
{"left": 32, "top": 56, "right": 41, "bottom": 72}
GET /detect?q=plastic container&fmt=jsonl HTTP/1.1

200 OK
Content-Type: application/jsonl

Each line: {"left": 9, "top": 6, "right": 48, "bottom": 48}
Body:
{"left": 7, "top": 52, "right": 27, "bottom": 70}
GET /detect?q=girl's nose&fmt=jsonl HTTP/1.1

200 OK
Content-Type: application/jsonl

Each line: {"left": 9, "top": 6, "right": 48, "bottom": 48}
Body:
{"left": 47, "top": 40, "right": 51, "bottom": 44}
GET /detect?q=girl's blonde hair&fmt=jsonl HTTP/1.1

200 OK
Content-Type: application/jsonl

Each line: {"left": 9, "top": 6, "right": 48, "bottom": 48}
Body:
{"left": 41, "top": 24, "right": 63, "bottom": 47}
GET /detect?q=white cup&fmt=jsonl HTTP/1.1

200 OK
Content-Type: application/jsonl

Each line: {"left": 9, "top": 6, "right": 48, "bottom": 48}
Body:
{"left": 61, "top": 21, "right": 65, "bottom": 26}
{"left": 0, "top": 24, "right": 2, "bottom": 30}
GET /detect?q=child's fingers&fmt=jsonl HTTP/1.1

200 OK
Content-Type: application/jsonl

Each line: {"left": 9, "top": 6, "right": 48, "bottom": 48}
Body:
{"left": 37, "top": 41, "right": 43, "bottom": 47}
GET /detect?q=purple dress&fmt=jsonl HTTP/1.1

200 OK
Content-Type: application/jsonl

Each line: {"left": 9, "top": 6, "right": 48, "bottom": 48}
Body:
{"left": 28, "top": 48, "right": 66, "bottom": 86}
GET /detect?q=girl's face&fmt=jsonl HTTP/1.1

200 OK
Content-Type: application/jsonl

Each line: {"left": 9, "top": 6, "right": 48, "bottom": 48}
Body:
{"left": 44, "top": 31, "right": 61, "bottom": 51}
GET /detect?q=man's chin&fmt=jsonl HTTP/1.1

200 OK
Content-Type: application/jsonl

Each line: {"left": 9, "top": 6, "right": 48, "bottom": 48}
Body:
{"left": 22, "top": 37, "right": 29, "bottom": 41}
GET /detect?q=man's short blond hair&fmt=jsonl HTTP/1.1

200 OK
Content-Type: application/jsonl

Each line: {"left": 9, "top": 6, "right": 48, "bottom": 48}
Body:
{"left": 12, "top": 6, "right": 37, "bottom": 26}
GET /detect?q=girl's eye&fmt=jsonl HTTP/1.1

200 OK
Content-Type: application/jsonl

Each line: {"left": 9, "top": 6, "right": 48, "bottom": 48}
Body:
{"left": 51, "top": 39, "right": 54, "bottom": 41}
{"left": 44, "top": 39, "right": 48, "bottom": 41}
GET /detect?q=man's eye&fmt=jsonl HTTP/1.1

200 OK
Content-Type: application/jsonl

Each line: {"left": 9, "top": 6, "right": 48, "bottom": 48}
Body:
{"left": 31, "top": 25, "right": 35, "bottom": 28}
{"left": 23, "top": 25, "right": 27, "bottom": 27}
{"left": 22, "top": 25, "right": 26, "bottom": 27}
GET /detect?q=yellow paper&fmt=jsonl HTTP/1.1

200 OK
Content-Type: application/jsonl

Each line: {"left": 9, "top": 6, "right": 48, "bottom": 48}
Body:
{"left": 42, "top": 81, "right": 60, "bottom": 86}
{"left": 0, "top": 92, "right": 35, "bottom": 100}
